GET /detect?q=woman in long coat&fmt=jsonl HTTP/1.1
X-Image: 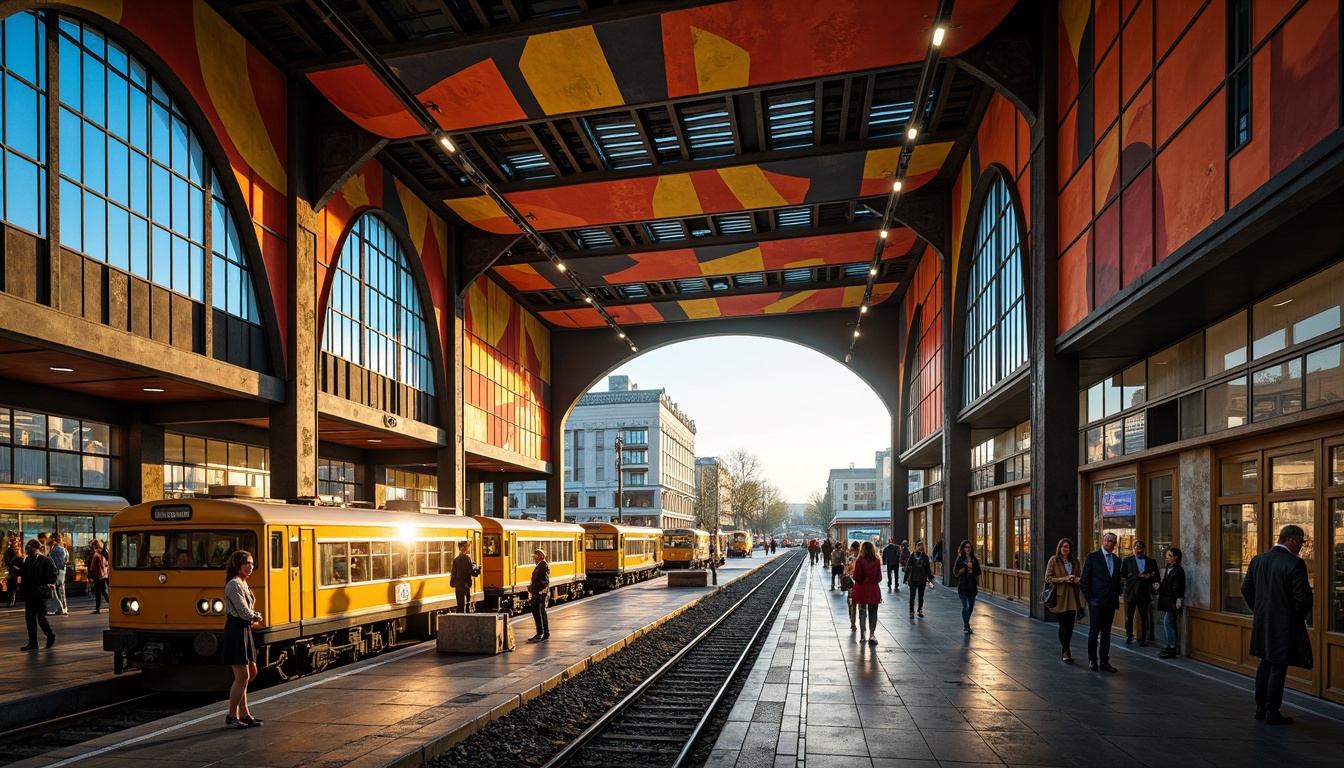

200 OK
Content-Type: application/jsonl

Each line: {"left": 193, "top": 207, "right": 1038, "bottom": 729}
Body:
{"left": 850, "top": 541, "right": 883, "bottom": 643}
{"left": 1044, "top": 538, "right": 1086, "bottom": 662}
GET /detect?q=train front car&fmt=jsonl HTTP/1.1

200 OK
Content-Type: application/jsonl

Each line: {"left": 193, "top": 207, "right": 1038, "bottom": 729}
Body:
{"left": 660, "top": 528, "right": 710, "bottom": 569}
{"left": 477, "top": 517, "right": 586, "bottom": 613}
{"left": 728, "top": 531, "right": 752, "bottom": 558}
{"left": 104, "top": 497, "right": 484, "bottom": 689}
{"left": 581, "top": 522, "right": 663, "bottom": 590}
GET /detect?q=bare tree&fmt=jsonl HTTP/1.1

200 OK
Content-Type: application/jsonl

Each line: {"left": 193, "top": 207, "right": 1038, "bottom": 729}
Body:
{"left": 724, "top": 448, "right": 764, "bottom": 531}
{"left": 804, "top": 487, "right": 835, "bottom": 531}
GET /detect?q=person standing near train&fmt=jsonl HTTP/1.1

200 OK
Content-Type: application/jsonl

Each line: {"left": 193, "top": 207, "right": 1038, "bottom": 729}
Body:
{"left": 449, "top": 541, "right": 474, "bottom": 614}
{"left": 48, "top": 533, "right": 69, "bottom": 616}
{"left": 223, "top": 550, "right": 264, "bottom": 728}
{"left": 87, "top": 539, "right": 110, "bottom": 613}
{"left": 528, "top": 549, "right": 550, "bottom": 642}
{"left": 19, "top": 539, "right": 58, "bottom": 651}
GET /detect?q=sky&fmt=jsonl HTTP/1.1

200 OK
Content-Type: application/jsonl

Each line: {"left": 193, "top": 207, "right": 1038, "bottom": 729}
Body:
{"left": 586, "top": 336, "right": 893, "bottom": 503}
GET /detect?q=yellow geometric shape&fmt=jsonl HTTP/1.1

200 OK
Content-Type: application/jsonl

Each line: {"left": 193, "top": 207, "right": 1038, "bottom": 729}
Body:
{"left": 764, "top": 291, "right": 814, "bottom": 314}
{"left": 43, "top": 0, "right": 122, "bottom": 21}
{"left": 1061, "top": 0, "right": 1091, "bottom": 66}
{"left": 339, "top": 173, "right": 370, "bottom": 210}
{"left": 862, "top": 147, "right": 902, "bottom": 181}
{"left": 521, "top": 310, "right": 552, "bottom": 384}
{"left": 394, "top": 178, "right": 429, "bottom": 257}
{"left": 691, "top": 26, "right": 750, "bottom": 94}
{"left": 193, "top": 0, "right": 286, "bottom": 193}
{"left": 679, "top": 298, "right": 722, "bottom": 320}
{"left": 700, "top": 246, "right": 763, "bottom": 276}
{"left": 842, "top": 285, "right": 868, "bottom": 307}
{"left": 447, "top": 195, "right": 510, "bottom": 226}
{"left": 782, "top": 257, "right": 826, "bottom": 268}
{"left": 905, "top": 142, "right": 954, "bottom": 178}
{"left": 652, "top": 174, "right": 704, "bottom": 219}
{"left": 717, "top": 166, "right": 788, "bottom": 209}
{"left": 519, "top": 27, "right": 624, "bottom": 115}
{"left": 486, "top": 280, "right": 512, "bottom": 348}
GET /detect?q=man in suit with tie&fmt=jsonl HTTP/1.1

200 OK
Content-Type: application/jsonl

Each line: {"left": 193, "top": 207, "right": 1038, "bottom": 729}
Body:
{"left": 1241, "top": 524, "right": 1314, "bottom": 725}
{"left": 1121, "top": 540, "right": 1160, "bottom": 646}
{"left": 1080, "top": 532, "right": 1123, "bottom": 672}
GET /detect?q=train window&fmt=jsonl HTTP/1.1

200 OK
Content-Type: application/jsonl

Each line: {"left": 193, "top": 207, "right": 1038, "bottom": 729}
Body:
{"left": 270, "top": 532, "right": 283, "bottom": 569}
{"left": 391, "top": 542, "right": 408, "bottom": 579}
{"left": 370, "top": 541, "right": 389, "bottom": 580}
{"left": 289, "top": 537, "right": 300, "bottom": 570}
{"left": 484, "top": 535, "right": 501, "bottom": 557}
{"left": 586, "top": 534, "right": 615, "bottom": 551}
{"left": 427, "top": 541, "right": 442, "bottom": 574}
{"left": 349, "top": 543, "right": 370, "bottom": 582}
{"left": 624, "top": 538, "right": 654, "bottom": 556}
{"left": 112, "top": 531, "right": 256, "bottom": 569}
{"left": 320, "top": 542, "right": 348, "bottom": 585}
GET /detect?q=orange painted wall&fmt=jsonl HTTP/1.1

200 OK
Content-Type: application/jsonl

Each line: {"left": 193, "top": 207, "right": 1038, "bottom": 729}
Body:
{"left": 1057, "top": 0, "right": 1342, "bottom": 334}
{"left": 463, "top": 277, "right": 552, "bottom": 463}
{"left": 903, "top": 246, "right": 943, "bottom": 448}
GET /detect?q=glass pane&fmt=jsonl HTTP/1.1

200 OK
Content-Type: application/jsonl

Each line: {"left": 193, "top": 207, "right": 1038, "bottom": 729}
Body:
{"left": 1121, "top": 362, "right": 1146, "bottom": 409}
{"left": 1096, "top": 476, "right": 1137, "bottom": 553}
{"left": 1206, "top": 376, "right": 1248, "bottom": 432}
{"left": 1305, "top": 343, "right": 1344, "bottom": 409}
{"left": 1103, "top": 419, "right": 1124, "bottom": 459}
{"left": 1087, "top": 383, "right": 1104, "bottom": 423}
{"left": 1220, "top": 503, "right": 1257, "bottom": 615}
{"left": 1149, "top": 334, "right": 1205, "bottom": 399}
{"left": 1220, "top": 458, "right": 1258, "bottom": 496}
{"left": 1333, "top": 446, "right": 1344, "bottom": 486}
{"left": 1271, "top": 501, "right": 1315, "bottom": 611}
{"left": 1085, "top": 428, "right": 1103, "bottom": 464}
{"left": 1252, "top": 261, "right": 1344, "bottom": 360}
{"left": 1332, "top": 500, "right": 1344, "bottom": 632}
{"left": 1123, "top": 413, "right": 1145, "bottom": 454}
{"left": 1149, "top": 475, "right": 1174, "bottom": 558}
{"left": 1251, "top": 359, "right": 1302, "bottom": 422}
{"left": 1271, "top": 451, "right": 1314, "bottom": 493}
{"left": 1179, "top": 391, "right": 1204, "bottom": 440}
{"left": 1206, "top": 311, "right": 1248, "bottom": 377}
{"left": 14, "top": 411, "right": 46, "bottom": 447}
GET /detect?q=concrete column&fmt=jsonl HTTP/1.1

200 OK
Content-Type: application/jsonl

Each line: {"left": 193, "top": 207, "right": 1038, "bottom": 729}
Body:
{"left": 1028, "top": 0, "right": 1078, "bottom": 620}
{"left": 462, "top": 472, "right": 483, "bottom": 516}
{"left": 436, "top": 291, "right": 467, "bottom": 513}
{"left": 941, "top": 251, "right": 972, "bottom": 583}
{"left": 126, "top": 419, "right": 164, "bottom": 504}
{"left": 492, "top": 479, "right": 508, "bottom": 518}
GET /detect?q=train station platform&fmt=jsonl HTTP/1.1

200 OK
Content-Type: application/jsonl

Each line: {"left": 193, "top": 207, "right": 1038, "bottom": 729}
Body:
{"left": 9, "top": 552, "right": 783, "bottom": 768}
{"left": 711, "top": 558, "right": 1344, "bottom": 768}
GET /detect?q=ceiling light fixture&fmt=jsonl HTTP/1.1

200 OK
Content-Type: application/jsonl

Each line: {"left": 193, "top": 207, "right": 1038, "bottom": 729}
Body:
{"left": 143, "top": 387, "right": 165, "bottom": 393}
{"left": 892, "top": 180, "right": 902, "bottom": 192}
{"left": 880, "top": 229, "right": 889, "bottom": 239}
{"left": 367, "top": 438, "right": 383, "bottom": 443}
{"left": 438, "top": 134, "right": 456, "bottom": 153}
{"left": 933, "top": 26, "right": 947, "bottom": 47}
{"left": 870, "top": 267, "right": 878, "bottom": 276}
{"left": 861, "top": 305, "right": 869, "bottom": 314}
{"left": 50, "top": 366, "right": 74, "bottom": 372}
{"left": 907, "top": 126, "right": 919, "bottom": 140}
{"left": 556, "top": 261, "right": 567, "bottom": 273}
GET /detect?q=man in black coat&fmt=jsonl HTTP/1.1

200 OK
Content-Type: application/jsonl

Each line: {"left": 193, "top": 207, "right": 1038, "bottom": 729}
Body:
{"left": 1241, "top": 524, "right": 1314, "bottom": 725}
{"left": 449, "top": 541, "right": 475, "bottom": 614}
{"left": 19, "top": 539, "right": 58, "bottom": 651}
{"left": 1080, "top": 532, "right": 1122, "bottom": 672}
{"left": 882, "top": 539, "right": 901, "bottom": 592}
{"left": 1120, "top": 540, "right": 1160, "bottom": 646}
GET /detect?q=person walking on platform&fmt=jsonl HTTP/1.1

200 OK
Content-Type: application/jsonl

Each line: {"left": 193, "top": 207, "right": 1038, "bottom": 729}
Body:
{"left": 88, "top": 539, "right": 110, "bottom": 613}
{"left": 19, "top": 539, "right": 58, "bottom": 651}
{"left": 882, "top": 539, "right": 901, "bottom": 591}
{"left": 952, "top": 540, "right": 982, "bottom": 634}
{"left": 829, "top": 542, "right": 845, "bottom": 590}
{"left": 851, "top": 541, "right": 882, "bottom": 643}
{"left": 843, "top": 541, "right": 860, "bottom": 629}
{"left": 1080, "top": 532, "right": 1122, "bottom": 672}
{"left": 808, "top": 539, "right": 820, "bottom": 566}
{"left": 904, "top": 541, "right": 933, "bottom": 617}
{"left": 528, "top": 549, "right": 551, "bottom": 642}
{"left": 1157, "top": 547, "right": 1186, "bottom": 659}
{"left": 1242, "top": 525, "right": 1313, "bottom": 725}
{"left": 48, "top": 533, "right": 69, "bottom": 616}
{"left": 223, "top": 550, "right": 264, "bottom": 728}
{"left": 1044, "top": 538, "right": 1085, "bottom": 663}
{"left": 4, "top": 535, "right": 22, "bottom": 606}
{"left": 821, "top": 538, "right": 833, "bottom": 566}
{"left": 1121, "top": 540, "right": 1159, "bottom": 646}
{"left": 449, "top": 541, "right": 475, "bottom": 614}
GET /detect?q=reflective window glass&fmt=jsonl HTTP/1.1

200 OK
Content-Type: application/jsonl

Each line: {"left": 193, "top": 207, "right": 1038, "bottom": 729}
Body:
{"left": 1220, "top": 458, "right": 1258, "bottom": 496}
{"left": 1251, "top": 359, "right": 1303, "bottom": 422}
{"left": 1271, "top": 452, "right": 1314, "bottom": 493}
{"left": 1206, "top": 312, "right": 1248, "bottom": 377}
{"left": 0, "top": 12, "right": 47, "bottom": 235}
{"left": 1206, "top": 376, "right": 1248, "bottom": 432}
{"left": 1332, "top": 499, "right": 1344, "bottom": 632}
{"left": 1219, "top": 503, "right": 1257, "bottom": 615}
{"left": 1253, "top": 261, "right": 1344, "bottom": 360}
{"left": 1306, "top": 343, "right": 1344, "bottom": 409}
{"left": 963, "top": 175, "right": 1027, "bottom": 405}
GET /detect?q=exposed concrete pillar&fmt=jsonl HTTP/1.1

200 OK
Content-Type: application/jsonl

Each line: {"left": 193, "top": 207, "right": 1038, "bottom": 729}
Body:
{"left": 462, "top": 472, "right": 483, "bottom": 516}
{"left": 126, "top": 418, "right": 164, "bottom": 504}
{"left": 270, "top": 80, "right": 319, "bottom": 501}
{"left": 492, "top": 479, "right": 508, "bottom": 518}
{"left": 941, "top": 264, "right": 972, "bottom": 583}
{"left": 436, "top": 291, "right": 467, "bottom": 513}
{"left": 1028, "top": 0, "right": 1077, "bottom": 621}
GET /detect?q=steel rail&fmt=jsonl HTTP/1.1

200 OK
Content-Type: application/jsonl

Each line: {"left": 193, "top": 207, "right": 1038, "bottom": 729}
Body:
{"left": 541, "top": 552, "right": 804, "bottom": 768}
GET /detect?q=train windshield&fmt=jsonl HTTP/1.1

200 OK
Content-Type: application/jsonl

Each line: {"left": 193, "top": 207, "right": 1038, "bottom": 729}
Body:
{"left": 663, "top": 534, "right": 696, "bottom": 548}
{"left": 113, "top": 530, "right": 257, "bottom": 569}
{"left": 585, "top": 534, "right": 615, "bottom": 551}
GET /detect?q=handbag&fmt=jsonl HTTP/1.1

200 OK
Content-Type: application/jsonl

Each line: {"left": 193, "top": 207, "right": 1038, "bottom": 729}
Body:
{"left": 840, "top": 574, "right": 854, "bottom": 591}
{"left": 1040, "top": 583, "right": 1057, "bottom": 607}
{"left": 39, "top": 584, "right": 54, "bottom": 601}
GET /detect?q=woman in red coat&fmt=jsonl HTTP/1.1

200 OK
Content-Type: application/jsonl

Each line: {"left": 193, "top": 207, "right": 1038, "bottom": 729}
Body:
{"left": 851, "top": 540, "right": 883, "bottom": 644}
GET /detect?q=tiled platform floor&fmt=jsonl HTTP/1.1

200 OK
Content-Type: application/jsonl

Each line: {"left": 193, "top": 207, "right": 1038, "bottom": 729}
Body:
{"left": 712, "top": 558, "right": 1344, "bottom": 768}
{"left": 0, "top": 590, "right": 119, "bottom": 706}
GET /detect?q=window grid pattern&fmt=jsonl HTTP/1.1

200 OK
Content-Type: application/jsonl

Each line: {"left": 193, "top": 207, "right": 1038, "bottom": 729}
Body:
{"left": 0, "top": 407, "right": 117, "bottom": 489}
{"left": 386, "top": 468, "right": 438, "bottom": 509}
{"left": 963, "top": 175, "right": 1027, "bottom": 406}
{"left": 163, "top": 432, "right": 269, "bottom": 498}
{"left": 0, "top": 11, "right": 47, "bottom": 235}
{"left": 324, "top": 215, "right": 435, "bottom": 394}
{"left": 317, "top": 458, "right": 361, "bottom": 503}
{"left": 904, "top": 252, "right": 943, "bottom": 449}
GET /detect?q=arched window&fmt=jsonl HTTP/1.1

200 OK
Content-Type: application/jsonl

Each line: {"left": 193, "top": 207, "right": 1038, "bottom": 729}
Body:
{"left": 0, "top": 11, "right": 261, "bottom": 325}
{"left": 963, "top": 173, "right": 1027, "bottom": 405}
{"left": 324, "top": 214, "right": 435, "bottom": 395}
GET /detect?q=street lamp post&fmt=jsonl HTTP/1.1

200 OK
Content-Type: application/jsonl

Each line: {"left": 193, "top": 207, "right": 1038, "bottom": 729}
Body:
{"left": 614, "top": 434, "right": 623, "bottom": 523}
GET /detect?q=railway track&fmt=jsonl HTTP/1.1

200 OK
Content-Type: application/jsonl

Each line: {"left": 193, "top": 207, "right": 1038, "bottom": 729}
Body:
{"left": 543, "top": 551, "right": 803, "bottom": 768}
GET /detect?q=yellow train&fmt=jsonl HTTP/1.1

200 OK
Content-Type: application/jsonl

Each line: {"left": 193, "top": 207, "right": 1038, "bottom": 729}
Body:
{"left": 101, "top": 496, "right": 591, "bottom": 687}
{"left": 581, "top": 522, "right": 663, "bottom": 589}
{"left": 728, "top": 530, "right": 752, "bottom": 557}
{"left": 661, "top": 528, "right": 711, "bottom": 569}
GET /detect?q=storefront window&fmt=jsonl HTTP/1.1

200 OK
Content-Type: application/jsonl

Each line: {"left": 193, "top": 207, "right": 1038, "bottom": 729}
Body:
{"left": 974, "top": 497, "right": 996, "bottom": 567}
{"left": 1331, "top": 499, "right": 1344, "bottom": 632}
{"left": 1149, "top": 475, "right": 1174, "bottom": 558}
{"left": 1306, "top": 343, "right": 1344, "bottom": 409}
{"left": 1271, "top": 501, "right": 1315, "bottom": 591}
{"left": 1012, "top": 493, "right": 1030, "bottom": 571}
{"left": 1220, "top": 458, "right": 1258, "bottom": 496}
{"left": 1096, "top": 477, "right": 1137, "bottom": 553}
{"left": 1220, "top": 503, "right": 1257, "bottom": 615}
{"left": 1271, "top": 452, "right": 1314, "bottom": 493}
{"left": 1333, "top": 446, "right": 1344, "bottom": 486}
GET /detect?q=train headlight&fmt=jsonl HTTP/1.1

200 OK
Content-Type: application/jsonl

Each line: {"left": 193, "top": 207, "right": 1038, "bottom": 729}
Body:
{"left": 197, "top": 599, "right": 211, "bottom": 615}
{"left": 121, "top": 597, "right": 140, "bottom": 615}
{"left": 212, "top": 599, "right": 225, "bottom": 615}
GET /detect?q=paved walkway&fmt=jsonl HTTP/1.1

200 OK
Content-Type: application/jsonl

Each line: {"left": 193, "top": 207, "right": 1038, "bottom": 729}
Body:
{"left": 712, "top": 558, "right": 1344, "bottom": 768}
{"left": 0, "top": 592, "right": 120, "bottom": 708}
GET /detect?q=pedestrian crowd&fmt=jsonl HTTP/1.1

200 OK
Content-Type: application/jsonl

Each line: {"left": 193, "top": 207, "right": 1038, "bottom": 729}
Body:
{"left": 3, "top": 531, "right": 112, "bottom": 652}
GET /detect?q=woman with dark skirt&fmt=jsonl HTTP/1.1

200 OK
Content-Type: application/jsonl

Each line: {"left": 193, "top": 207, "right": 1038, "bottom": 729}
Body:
{"left": 223, "top": 550, "right": 264, "bottom": 728}
{"left": 952, "top": 540, "right": 982, "bottom": 634}
{"left": 1044, "top": 538, "right": 1085, "bottom": 662}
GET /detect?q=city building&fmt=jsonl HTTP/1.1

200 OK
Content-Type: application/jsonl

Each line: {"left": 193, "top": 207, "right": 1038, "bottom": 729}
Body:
{"left": 508, "top": 377, "right": 697, "bottom": 528}
{"left": 694, "top": 456, "right": 734, "bottom": 531}
{"left": 828, "top": 465, "right": 878, "bottom": 512}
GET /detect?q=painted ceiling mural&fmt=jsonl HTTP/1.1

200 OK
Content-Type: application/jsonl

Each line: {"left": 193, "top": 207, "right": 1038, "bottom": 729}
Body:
{"left": 306, "top": 0, "right": 1015, "bottom": 139}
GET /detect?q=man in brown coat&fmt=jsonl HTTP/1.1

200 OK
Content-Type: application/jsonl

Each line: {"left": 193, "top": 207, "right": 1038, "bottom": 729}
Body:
{"left": 1241, "top": 524, "right": 1313, "bottom": 725}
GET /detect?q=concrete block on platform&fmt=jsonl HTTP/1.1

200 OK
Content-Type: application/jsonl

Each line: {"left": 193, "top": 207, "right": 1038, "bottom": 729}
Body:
{"left": 436, "top": 612, "right": 514, "bottom": 654}
{"left": 668, "top": 569, "right": 710, "bottom": 587}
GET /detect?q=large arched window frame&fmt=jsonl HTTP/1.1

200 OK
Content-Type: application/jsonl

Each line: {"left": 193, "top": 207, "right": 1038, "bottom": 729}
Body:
{"left": 324, "top": 213, "right": 435, "bottom": 396}
{"left": 962, "top": 170, "right": 1027, "bottom": 406}
{"left": 0, "top": 11, "right": 263, "bottom": 327}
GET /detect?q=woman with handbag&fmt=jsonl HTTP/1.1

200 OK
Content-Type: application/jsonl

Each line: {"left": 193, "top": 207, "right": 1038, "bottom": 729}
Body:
{"left": 1157, "top": 547, "right": 1187, "bottom": 659}
{"left": 850, "top": 541, "right": 883, "bottom": 643}
{"left": 952, "top": 540, "right": 982, "bottom": 634}
{"left": 1044, "top": 538, "right": 1085, "bottom": 662}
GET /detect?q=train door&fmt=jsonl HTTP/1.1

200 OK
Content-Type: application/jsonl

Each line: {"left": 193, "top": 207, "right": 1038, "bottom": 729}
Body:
{"left": 268, "top": 528, "right": 290, "bottom": 624}
{"left": 472, "top": 531, "right": 482, "bottom": 594}
{"left": 508, "top": 532, "right": 518, "bottom": 586}
{"left": 298, "top": 528, "right": 315, "bottom": 619}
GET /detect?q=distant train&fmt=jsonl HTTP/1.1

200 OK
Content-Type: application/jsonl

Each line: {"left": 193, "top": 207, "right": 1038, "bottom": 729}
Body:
{"left": 101, "top": 495, "right": 664, "bottom": 688}
{"left": 728, "top": 531, "right": 752, "bottom": 557}
{"left": 661, "top": 528, "right": 712, "bottom": 569}
{"left": 581, "top": 522, "right": 662, "bottom": 589}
